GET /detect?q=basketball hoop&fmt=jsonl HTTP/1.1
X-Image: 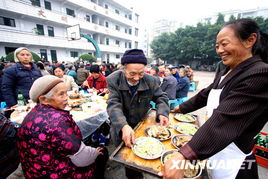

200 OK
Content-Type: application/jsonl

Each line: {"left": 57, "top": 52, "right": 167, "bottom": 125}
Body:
{"left": 67, "top": 24, "right": 81, "bottom": 41}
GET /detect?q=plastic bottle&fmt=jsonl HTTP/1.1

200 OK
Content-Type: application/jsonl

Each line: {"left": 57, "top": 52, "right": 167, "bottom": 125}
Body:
{"left": 17, "top": 90, "right": 25, "bottom": 106}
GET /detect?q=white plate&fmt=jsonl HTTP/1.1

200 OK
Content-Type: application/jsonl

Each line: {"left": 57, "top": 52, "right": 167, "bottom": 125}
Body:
{"left": 174, "top": 113, "right": 197, "bottom": 123}
{"left": 174, "top": 123, "right": 199, "bottom": 136}
{"left": 132, "top": 137, "right": 164, "bottom": 160}
{"left": 145, "top": 125, "right": 172, "bottom": 141}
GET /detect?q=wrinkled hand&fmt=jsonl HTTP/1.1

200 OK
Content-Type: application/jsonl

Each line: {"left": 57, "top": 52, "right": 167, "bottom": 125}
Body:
{"left": 159, "top": 152, "right": 186, "bottom": 179}
{"left": 172, "top": 106, "right": 182, "bottom": 113}
{"left": 158, "top": 115, "right": 169, "bottom": 127}
{"left": 122, "top": 125, "right": 135, "bottom": 148}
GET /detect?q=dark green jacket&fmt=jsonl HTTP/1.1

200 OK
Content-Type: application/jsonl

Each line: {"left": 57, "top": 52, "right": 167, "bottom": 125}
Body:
{"left": 106, "top": 70, "right": 169, "bottom": 146}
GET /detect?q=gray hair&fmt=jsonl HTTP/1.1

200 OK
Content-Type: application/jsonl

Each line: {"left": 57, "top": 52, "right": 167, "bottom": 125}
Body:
{"left": 14, "top": 47, "right": 32, "bottom": 62}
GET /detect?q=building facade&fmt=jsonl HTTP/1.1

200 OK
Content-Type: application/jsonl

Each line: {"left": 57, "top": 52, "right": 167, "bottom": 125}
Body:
{"left": 0, "top": 0, "right": 140, "bottom": 63}
{"left": 202, "top": 7, "right": 268, "bottom": 24}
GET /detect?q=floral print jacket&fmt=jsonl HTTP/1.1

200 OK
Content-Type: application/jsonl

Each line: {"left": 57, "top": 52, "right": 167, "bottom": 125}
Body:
{"left": 17, "top": 104, "right": 94, "bottom": 179}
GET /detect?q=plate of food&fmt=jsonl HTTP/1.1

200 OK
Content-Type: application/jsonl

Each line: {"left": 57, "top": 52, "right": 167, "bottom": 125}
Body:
{"left": 174, "top": 113, "right": 197, "bottom": 123}
{"left": 132, "top": 137, "right": 164, "bottom": 160}
{"left": 174, "top": 123, "right": 199, "bottom": 136}
{"left": 69, "top": 93, "right": 80, "bottom": 99}
{"left": 161, "top": 149, "right": 202, "bottom": 179}
{"left": 171, "top": 134, "right": 193, "bottom": 149}
{"left": 145, "top": 125, "right": 172, "bottom": 141}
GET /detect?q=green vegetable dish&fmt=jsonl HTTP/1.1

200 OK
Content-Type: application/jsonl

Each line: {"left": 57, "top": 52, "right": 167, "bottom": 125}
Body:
{"left": 174, "top": 123, "right": 199, "bottom": 136}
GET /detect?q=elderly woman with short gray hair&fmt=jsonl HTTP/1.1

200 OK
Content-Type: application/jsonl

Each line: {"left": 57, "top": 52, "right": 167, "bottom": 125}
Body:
{"left": 17, "top": 75, "right": 104, "bottom": 178}
{"left": 1, "top": 47, "right": 42, "bottom": 107}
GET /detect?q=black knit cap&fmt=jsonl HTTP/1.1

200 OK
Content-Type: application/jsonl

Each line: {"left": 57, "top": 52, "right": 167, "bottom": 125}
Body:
{"left": 121, "top": 49, "right": 147, "bottom": 65}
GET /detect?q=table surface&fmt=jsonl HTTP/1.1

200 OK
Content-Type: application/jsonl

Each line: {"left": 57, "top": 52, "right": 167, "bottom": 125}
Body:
{"left": 110, "top": 110, "right": 201, "bottom": 176}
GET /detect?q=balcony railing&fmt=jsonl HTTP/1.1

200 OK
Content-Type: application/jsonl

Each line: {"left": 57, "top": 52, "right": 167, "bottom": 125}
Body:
{"left": 0, "top": 28, "right": 127, "bottom": 53}
{"left": 1, "top": 0, "right": 139, "bottom": 41}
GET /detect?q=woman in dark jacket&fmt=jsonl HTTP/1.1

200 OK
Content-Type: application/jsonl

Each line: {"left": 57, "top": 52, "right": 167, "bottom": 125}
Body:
{"left": 1, "top": 47, "right": 42, "bottom": 107}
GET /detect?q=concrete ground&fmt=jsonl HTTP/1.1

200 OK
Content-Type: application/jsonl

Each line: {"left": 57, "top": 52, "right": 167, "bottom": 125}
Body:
{"left": 105, "top": 71, "right": 268, "bottom": 179}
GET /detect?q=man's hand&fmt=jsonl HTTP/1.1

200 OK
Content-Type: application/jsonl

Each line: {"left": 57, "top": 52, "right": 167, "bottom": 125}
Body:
{"left": 159, "top": 152, "right": 186, "bottom": 179}
{"left": 172, "top": 106, "right": 182, "bottom": 113}
{"left": 158, "top": 115, "right": 169, "bottom": 127}
{"left": 121, "top": 125, "right": 135, "bottom": 148}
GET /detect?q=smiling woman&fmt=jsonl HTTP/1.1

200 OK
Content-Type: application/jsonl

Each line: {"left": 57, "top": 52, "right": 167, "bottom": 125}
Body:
{"left": 163, "top": 18, "right": 268, "bottom": 179}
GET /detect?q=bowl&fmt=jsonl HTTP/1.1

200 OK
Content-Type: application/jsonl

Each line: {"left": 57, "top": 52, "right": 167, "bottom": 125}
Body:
{"left": 171, "top": 134, "right": 193, "bottom": 149}
{"left": 161, "top": 149, "right": 202, "bottom": 179}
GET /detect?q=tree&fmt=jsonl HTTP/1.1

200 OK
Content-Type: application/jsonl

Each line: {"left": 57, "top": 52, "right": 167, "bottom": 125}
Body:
{"left": 78, "top": 54, "right": 96, "bottom": 64}
{"left": 5, "top": 51, "right": 41, "bottom": 62}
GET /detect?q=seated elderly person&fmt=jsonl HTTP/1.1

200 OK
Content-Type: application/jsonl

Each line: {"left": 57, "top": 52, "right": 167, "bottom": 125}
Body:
{"left": 161, "top": 68, "right": 178, "bottom": 100}
{"left": 17, "top": 75, "right": 104, "bottom": 178}
{"left": 176, "top": 68, "right": 190, "bottom": 98}
{"left": 53, "top": 66, "right": 78, "bottom": 91}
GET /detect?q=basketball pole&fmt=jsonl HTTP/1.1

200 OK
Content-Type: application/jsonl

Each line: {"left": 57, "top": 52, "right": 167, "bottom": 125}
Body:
{"left": 80, "top": 34, "right": 102, "bottom": 64}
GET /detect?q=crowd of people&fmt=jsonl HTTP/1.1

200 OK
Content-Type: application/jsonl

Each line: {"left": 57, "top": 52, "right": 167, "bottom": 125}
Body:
{"left": 0, "top": 18, "right": 268, "bottom": 179}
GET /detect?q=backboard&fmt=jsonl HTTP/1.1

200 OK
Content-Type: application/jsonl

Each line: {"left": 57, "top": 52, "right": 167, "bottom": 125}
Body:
{"left": 67, "top": 24, "right": 81, "bottom": 41}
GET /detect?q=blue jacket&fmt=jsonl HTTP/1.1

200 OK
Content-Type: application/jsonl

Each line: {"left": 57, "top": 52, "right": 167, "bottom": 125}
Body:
{"left": 1, "top": 62, "right": 42, "bottom": 107}
{"left": 176, "top": 76, "right": 190, "bottom": 98}
{"left": 172, "top": 71, "right": 181, "bottom": 82}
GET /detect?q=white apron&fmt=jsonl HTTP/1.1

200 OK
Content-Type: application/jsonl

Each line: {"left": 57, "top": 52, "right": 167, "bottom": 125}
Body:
{"left": 206, "top": 88, "right": 251, "bottom": 179}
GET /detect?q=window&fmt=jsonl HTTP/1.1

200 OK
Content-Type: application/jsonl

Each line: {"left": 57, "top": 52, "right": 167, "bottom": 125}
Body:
{"left": 86, "top": 15, "right": 90, "bottom": 22}
{"left": 44, "top": 1, "right": 51, "bottom": 10}
{"left": 128, "top": 28, "right": 132, "bottom": 35}
{"left": 128, "top": 14, "right": 132, "bottom": 20}
{"left": 116, "top": 40, "right": 120, "bottom": 46}
{"left": 125, "top": 28, "right": 127, "bottom": 34}
{"left": 66, "top": 8, "right": 75, "bottom": 17}
{"left": 106, "top": 38, "right": 109, "bottom": 45}
{"left": 135, "top": 41, "right": 138, "bottom": 49}
{"left": 70, "top": 51, "right": 78, "bottom": 58}
{"left": 116, "top": 54, "right": 120, "bottom": 59}
{"left": 115, "top": 25, "right": 120, "bottom": 31}
{"left": 51, "top": 50, "right": 57, "bottom": 62}
{"left": 135, "top": 28, "right": 138, "bottom": 36}
{"left": 104, "top": 4, "right": 108, "bottom": 9}
{"left": 135, "top": 14, "right": 139, "bottom": 23}
{"left": 32, "top": 0, "right": 41, "bottom": 7}
{"left": 128, "top": 42, "right": 132, "bottom": 48}
{"left": 106, "top": 54, "right": 110, "bottom": 63}
{"left": 40, "top": 49, "right": 48, "bottom": 61}
{"left": 5, "top": 47, "right": 17, "bottom": 55}
{"left": 115, "top": 9, "right": 119, "bottom": 14}
{"left": 125, "top": 42, "right": 127, "bottom": 48}
{"left": 47, "top": 26, "right": 54, "bottom": 37}
{"left": 125, "top": 14, "right": 128, "bottom": 18}
{"left": 0, "top": 16, "right": 15, "bottom": 27}
{"left": 105, "top": 21, "right": 109, "bottom": 28}
{"left": 36, "top": 24, "right": 44, "bottom": 35}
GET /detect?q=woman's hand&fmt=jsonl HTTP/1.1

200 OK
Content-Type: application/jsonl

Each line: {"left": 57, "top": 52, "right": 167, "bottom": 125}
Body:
{"left": 172, "top": 106, "right": 182, "bottom": 113}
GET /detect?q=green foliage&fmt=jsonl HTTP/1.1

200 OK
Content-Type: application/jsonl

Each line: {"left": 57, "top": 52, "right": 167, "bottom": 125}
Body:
{"left": 150, "top": 14, "right": 268, "bottom": 67}
{"left": 0, "top": 56, "right": 5, "bottom": 62}
{"left": 78, "top": 54, "right": 96, "bottom": 64}
{"left": 5, "top": 51, "right": 40, "bottom": 62}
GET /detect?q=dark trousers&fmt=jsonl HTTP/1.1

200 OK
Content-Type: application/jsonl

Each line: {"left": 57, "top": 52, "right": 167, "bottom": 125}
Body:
{"left": 94, "top": 147, "right": 109, "bottom": 179}
{"left": 125, "top": 167, "right": 143, "bottom": 179}
{"left": 236, "top": 153, "right": 259, "bottom": 179}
